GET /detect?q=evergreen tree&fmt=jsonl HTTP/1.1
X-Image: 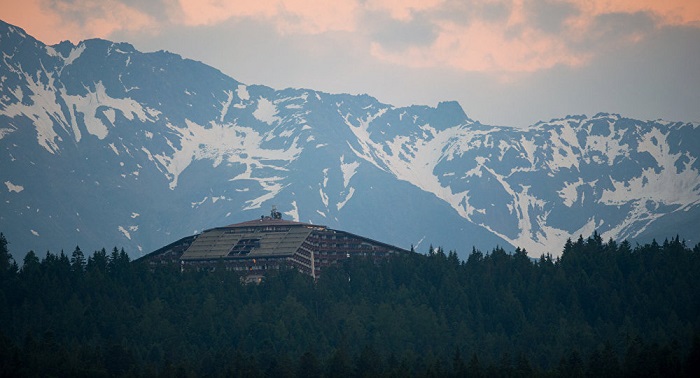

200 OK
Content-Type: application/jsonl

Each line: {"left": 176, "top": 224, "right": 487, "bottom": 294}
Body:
{"left": 451, "top": 348, "right": 467, "bottom": 378}
{"left": 266, "top": 354, "right": 294, "bottom": 378}
{"left": 355, "top": 345, "right": 383, "bottom": 378}
{"left": 685, "top": 334, "right": 700, "bottom": 378}
{"left": 0, "top": 233, "right": 16, "bottom": 277}
{"left": 466, "top": 353, "right": 482, "bottom": 378}
{"left": 326, "top": 348, "right": 353, "bottom": 378}
{"left": 514, "top": 353, "right": 533, "bottom": 377}
{"left": 87, "top": 248, "right": 108, "bottom": 273}
{"left": 587, "top": 342, "right": 620, "bottom": 378}
{"left": 70, "top": 246, "right": 85, "bottom": 273}
{"left": 296, "top": 351, "right": 321, "bottom": 378}
{"left": 20, "top": 251, "right": 40, "bottom": 278}
{"left": 558, "top": 350, "right": 585, "bottom": 378}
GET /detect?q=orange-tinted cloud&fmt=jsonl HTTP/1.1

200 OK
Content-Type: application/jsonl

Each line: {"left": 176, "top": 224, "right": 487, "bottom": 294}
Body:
{"left": 1, "top": 0, "right": 78, "bottom": 44}
{"left": 1, "top": 0, "right": 698, "bottom": 74}
{"left": 0, "top": 0, "right": 156, "bottom": 45}
{"left": 585, "top": 0, "right": 700, "bottom": 26}
{"left": 176, "top": 0, "right": 276, "bottom": 26}
{"left": 365, "top": 0, "right": 444, "bottom": 22}
{"left": 368, "top": 0, "right": 700, "bottom": 73}
{"left": 176, "top": 0, "right": 358, "bottom": 34}
{"left": 370, "top": 19, "right": 589, "bottom": 73}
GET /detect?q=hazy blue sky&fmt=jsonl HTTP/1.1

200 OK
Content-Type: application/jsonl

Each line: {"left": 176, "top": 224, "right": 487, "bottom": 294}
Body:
{"left": 3, "top": 0, "right": 699, "bottom": 127}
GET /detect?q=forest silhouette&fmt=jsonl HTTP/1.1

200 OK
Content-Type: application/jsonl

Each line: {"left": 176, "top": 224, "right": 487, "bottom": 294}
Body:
{"left": 1, "top": 232, "right": 699, "bottom": 377}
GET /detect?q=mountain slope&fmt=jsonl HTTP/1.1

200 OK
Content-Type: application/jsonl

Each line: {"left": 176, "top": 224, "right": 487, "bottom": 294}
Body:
{"left": 1, "top": 20, "right": 698, "bottom": 260}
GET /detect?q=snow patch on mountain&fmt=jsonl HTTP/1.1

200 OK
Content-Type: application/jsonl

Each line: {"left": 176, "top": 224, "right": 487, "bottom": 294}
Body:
{"left": 241, "top": 177, "right": 287, "bottom": 210}
{"left": 285, "top": 200, "right": 300, "bottom": 221}
{"left": 558, "top": 178, "right": 584, "bottom": 207}
{"left": 321, "top": 168, "right": 329, "bottom": 188}
{"left": 602, "top": 201, "right": 660, "bottom": 240}
{"left": 600, "top": 128, "right": 700, "bottom": 211}
{"left": 0, "top": 126, "right": 15, "bottom": 139}
{"left": 118, "top": 226, "right": 131, "bottom": 240}
{"left": 345, "top": 114, "right": 491, "bottom": 220}
{"left": 317, "top": 169, "right": 331, "bottom": 209}
{"left": 191, "top": 196, "right": 208, "bottom": 208}
{"left": 7, "top": 85, "right": 23, "bottom": 103}
{"left": 518, "top": 136, "right": 537, "bottom": 168}
{"left": 103, "top": 108, "right": 116, "bottom": 124}
{"left": 340, "top": 155, "right": 359, "bottom": 188}
{"left": 546, "top": 126, "right": 580, "bottom": 171}
{"left": 342, "top": 107, "right": 390, "bottom": 171}
{"left": 253, "top": 97, "right": 280, "bottom": 125}
{"left": 62, "top": 43, "right": 86, "bottom": 68}
{"left": 4, "top": 181, "right": 23, "bottom": 193}
{"left": 4, "top": 72, "right": 152, "bottom": 150}
{"left": 153, "top": 119, "right": 302, "bottom": 189}
{"left": 219, "top": 90, "right": 234, "bottom": 122}
{"left": 584, "top": 127, "right": 629, "bottom": 165}
{"left": 3, "top": 73, "right": 63, "bottom": 153}
{"left": 236, "top": 84, "right": 249, "bottom": 100}
{"left": 62, "top": 81, "right": 149, "bottom": 140}
{"left": 337, "top": 187, "right": 355, "bottom": 211}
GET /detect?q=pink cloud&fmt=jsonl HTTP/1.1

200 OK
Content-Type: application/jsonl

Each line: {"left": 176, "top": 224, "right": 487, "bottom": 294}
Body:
{"left": 2, "top": 0, "right": 698, "bottom": 75}
{"left": 585, "top": 0, "right": 700, "bottom": 26}
{"left": 177, "top": 0, "right": 358, "bottom": 34}
{"left": 365, "top": 0, "right": 443, "bottom": 22}
{"left": 176, "top": 0, "right": 277, "bottom": 26}
{"left": 369, "top": 0, "right": 700, "bottom": 73}
{"left": 275, "top": 0, "right": 359, "bottom": 34}
{"left": 0, "top": 0, "right": 156, "bottom": 45}
{"left": 371, "top": 19, "right": 589, "bottom": 73}
{"left": 562, "top": 0, "right": 700, "bottom": 43}
{"left": 1, "top": 0, "right": 79, "bottom": 44}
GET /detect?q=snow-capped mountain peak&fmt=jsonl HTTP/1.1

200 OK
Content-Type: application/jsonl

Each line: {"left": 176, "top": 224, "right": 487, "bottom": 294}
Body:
{"left": 1, "top": 20, "right": 699, "bottom": 260}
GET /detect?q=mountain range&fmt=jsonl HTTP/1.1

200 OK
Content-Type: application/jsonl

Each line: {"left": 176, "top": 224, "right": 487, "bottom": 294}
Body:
{"left": 1, "top": 20, "right": 699, "bottom": 261}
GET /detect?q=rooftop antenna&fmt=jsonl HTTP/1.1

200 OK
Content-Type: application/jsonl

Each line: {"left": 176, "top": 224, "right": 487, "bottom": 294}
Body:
{"left": 271, "top": 205, "right": 282, "bottom": 219}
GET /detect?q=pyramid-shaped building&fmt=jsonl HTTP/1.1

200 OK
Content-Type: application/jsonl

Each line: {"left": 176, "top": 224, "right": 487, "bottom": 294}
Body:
{"left": 142, "top": 208, "right": 410, "bottom": 280}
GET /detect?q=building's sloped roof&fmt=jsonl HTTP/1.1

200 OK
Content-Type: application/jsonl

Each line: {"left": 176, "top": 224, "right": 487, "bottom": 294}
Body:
{"left": 224, "top": 218, "right": 321, "bottom": 229}
{"left": 181, "top": 221, "right": 314, "bottom": 260}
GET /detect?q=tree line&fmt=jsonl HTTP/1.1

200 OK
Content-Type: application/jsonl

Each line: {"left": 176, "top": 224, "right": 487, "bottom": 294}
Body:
{"left": 0, "top": 232, "right": 699, "bottom": 377}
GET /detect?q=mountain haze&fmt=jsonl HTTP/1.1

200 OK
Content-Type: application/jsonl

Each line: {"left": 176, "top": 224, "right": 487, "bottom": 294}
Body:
{"left": 1, "top": 20, "right": 699, "bottom": 260}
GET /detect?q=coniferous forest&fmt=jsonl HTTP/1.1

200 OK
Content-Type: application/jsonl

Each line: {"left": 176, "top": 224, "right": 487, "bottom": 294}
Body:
{"left": 1, "top": 232, "right": 699, "bottom": 377}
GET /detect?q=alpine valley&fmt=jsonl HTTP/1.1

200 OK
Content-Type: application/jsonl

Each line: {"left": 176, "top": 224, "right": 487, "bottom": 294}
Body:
{"left": 1, "top": 20, "right": 699, "bottom": 261}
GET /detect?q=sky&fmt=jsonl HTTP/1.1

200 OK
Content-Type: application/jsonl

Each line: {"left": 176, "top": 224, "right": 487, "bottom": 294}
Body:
{"left": 2, "top": 0, "right": 699, "bottom": 127}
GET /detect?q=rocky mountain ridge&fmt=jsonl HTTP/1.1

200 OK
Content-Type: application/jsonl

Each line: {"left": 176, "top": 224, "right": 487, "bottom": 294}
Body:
{"left": 1, "top": 20, "right": 698, "bottom": 260}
